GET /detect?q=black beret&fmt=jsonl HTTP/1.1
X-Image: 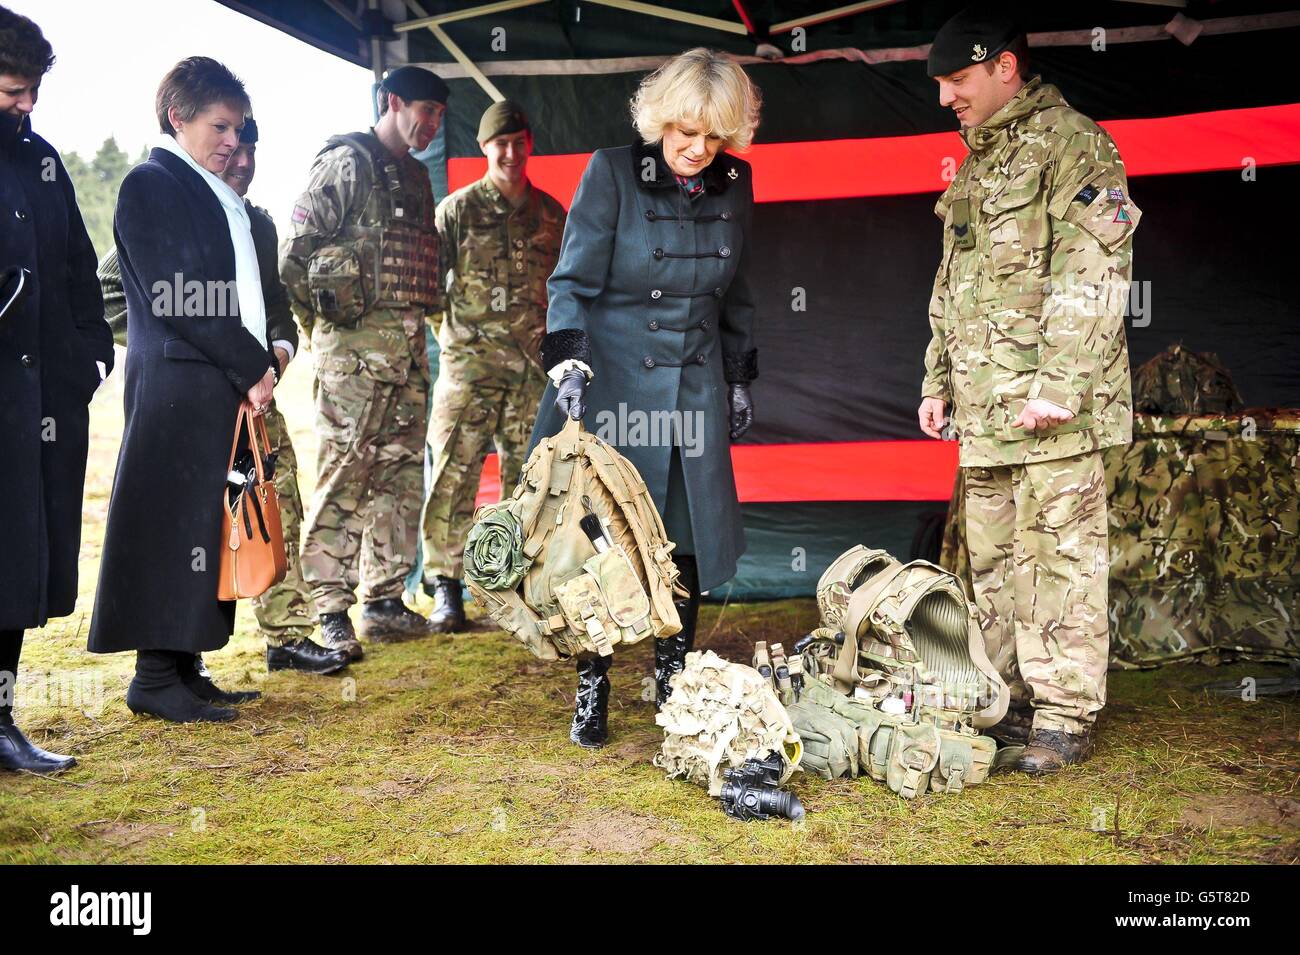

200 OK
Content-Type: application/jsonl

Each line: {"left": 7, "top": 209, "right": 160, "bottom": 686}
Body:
{"left": 382, "top": 65, "right": 449, "bottom": 105}
{"left": 927, "top": 4, "right": 1024, "bottom": 78}
{"left": 239, "top": 116, "right": 258, "bottom": 145}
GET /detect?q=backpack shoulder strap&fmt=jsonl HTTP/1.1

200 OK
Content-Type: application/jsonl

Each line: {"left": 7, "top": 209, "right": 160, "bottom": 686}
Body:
{"left": 831, "top": 559, "right": 911, "bottom": 693}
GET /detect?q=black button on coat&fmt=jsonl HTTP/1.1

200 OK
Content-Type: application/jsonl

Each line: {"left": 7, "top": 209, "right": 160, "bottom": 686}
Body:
{"left": 530, "top": 140, "right": 759, "bottom": 592}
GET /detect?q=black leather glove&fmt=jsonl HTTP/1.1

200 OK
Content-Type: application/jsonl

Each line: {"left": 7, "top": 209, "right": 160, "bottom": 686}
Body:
{"left": 729, "top": 382, "right": 754, "bottom": 440}
{"left": 555, "top": 367, "right": 589, "bottom": 421}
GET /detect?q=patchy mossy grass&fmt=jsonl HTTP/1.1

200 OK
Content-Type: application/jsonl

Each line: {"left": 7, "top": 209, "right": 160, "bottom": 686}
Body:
{"left": 1, "top": 368, "right": 1295, "bottom": 864}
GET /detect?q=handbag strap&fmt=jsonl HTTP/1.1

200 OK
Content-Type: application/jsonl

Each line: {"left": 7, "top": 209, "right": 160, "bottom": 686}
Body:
{"left": 226, "top": 403, "right": 248, "bottom": 473}
{"left": 228, "top": 402, "right": 272, "bottom": 484}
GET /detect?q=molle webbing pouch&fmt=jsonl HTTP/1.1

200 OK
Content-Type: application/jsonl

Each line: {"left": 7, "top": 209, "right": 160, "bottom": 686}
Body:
{"left": 796, "top": 674, "right": 997, "bottom": 798}
{"left": 463, "top": 418, "right": 683, "bottom": 661}
{"left": 306, "top": 245, "right": 369, "bottom": 327}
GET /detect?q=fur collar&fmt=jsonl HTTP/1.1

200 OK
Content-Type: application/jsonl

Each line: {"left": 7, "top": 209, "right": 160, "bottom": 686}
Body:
{"left": 630, "top": 138, "right": 736, "bottom": 195}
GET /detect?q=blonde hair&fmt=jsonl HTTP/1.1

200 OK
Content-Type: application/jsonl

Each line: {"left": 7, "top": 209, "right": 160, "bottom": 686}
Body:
{"left": 630, "top": 48, "right": 761, "bottom": 152}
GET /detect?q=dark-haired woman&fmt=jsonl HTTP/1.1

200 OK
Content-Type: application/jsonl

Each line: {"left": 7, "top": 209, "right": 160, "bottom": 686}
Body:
{"left": 1, "top": 5, "right": 114, "bottom": 773}
{"left": 88, "top": 57, "right": 277, "bottom": 723}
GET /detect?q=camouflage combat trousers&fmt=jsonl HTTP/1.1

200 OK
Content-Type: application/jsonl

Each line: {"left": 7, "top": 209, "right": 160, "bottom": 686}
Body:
{"left": 964, "top": 450, "right": 1109, "bottom": 734}
{"left": 251, "top": 400, "right": 315, "bottom": 646}
{"left": 421, "top": 355, "right": 545, "bottom": 580}
{"left": 302, "top": 340, "right": 429, "bottom": 615}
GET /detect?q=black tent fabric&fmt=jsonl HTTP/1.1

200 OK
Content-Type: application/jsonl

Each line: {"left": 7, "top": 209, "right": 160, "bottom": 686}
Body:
{"left": 220, "top": 0, "right": 1300, "bottom": 597}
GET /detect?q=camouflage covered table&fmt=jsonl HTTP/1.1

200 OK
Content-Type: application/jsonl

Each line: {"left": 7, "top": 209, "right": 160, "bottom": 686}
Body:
{"left": 943, "top": 410, "right": 1300, "bottom": 667}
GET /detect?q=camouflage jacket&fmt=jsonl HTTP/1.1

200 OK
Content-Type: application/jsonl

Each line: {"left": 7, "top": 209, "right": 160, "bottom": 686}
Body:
{"left": 436, "top": 174, "right": 565, "bottom": 376}
{"left": 279, "top": 129, "right": 437, "bottom": 383}
{"left": 922, "top": 78, "right": 1141, "bottom": 467}
{"left": 99, "top": 201, "right": 298, "bottom": 355}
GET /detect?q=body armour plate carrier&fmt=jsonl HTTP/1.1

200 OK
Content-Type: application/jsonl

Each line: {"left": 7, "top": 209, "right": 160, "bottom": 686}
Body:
{"left": 321, "top": 132, "right": 439, "bottom": 313}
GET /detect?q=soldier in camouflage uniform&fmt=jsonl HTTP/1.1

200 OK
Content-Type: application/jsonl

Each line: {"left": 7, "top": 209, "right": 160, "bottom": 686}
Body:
{"left": 420, "top": 101, "right": 566, "bottom": 631}
{"left": 280, "top": 66, "right": 449, "bottom": 654}
{"left": 97, "top": 117, "right": 350, "bottom": 677}
{"left": 919, "top": 8, "right": 1140, "bottom": 773}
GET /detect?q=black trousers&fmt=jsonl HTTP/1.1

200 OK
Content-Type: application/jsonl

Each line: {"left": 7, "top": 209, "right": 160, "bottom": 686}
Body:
{"left": 0, "top": 629, "right": 23, "bottom": 724}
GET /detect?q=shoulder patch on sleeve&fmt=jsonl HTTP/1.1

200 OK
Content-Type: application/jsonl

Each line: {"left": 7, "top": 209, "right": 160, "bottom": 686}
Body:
{"left": 1060, "top": 177, "right": 1140, "bottom": 251}
{"left": 292, "top": 204, "right": 309, "bottom": 224}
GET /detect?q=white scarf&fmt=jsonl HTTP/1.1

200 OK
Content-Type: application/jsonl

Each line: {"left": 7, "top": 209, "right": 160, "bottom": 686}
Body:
{"left": 156, "top": 135, "right": 266, "bottom": 347}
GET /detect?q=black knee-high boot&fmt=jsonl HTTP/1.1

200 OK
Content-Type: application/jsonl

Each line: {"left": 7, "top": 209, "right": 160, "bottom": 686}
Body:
{"left": 126, "top": 650, "right": 238, "bottom": 724}
{"left": 570, "top": 654, "right": 612, "bottom": 749}
{"left": 654, "top": 555, "right": 700, "bottom": 708}
{"left": 0, "top": 630, "right": 77, "bottom": 774}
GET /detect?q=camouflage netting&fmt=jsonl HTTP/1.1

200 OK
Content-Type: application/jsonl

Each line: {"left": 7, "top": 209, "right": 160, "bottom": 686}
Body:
{"left": 654, "top": 651, "right": 800, "bottom": 796}
{"left": 942, "top": 410, "right": 1300, "bottom": 667}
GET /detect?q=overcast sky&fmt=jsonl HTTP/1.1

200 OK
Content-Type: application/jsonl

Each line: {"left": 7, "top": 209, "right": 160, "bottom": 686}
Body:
{"left": 11, "top": 0, "right": 376, "bottom": 235}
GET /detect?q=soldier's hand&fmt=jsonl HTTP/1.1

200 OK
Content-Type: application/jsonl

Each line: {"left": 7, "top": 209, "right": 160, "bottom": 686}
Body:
{"left": 1012, "top": 398, "right": 1074, "bottom": 432}
{"left": 555, "top": 367, "right": 588, "bottom": 421}
{"left": 918, "top": 397, "right": 947, "bottom": 439}
{"left": 728, "top": 383, "right": 754, "bottom": 440}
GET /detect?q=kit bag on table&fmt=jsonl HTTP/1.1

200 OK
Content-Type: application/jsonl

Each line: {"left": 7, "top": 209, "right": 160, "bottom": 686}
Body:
{"left": 462, "top": 418, "right": 684, "bottom": 661}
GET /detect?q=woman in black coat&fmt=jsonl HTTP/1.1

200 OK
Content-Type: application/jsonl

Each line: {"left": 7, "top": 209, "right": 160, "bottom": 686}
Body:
{"left": 529, "top": 49, "right": 762, "bottom": 748}
{"left": 88, "top": 57, "right": 277, "bottom": 723}
{"left": 0, "top": 9, "right": 114, "bottom": 774}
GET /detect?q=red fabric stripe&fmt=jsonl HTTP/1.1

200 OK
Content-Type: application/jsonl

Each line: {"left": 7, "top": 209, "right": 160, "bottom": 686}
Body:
{"left": 474, "top": 440, "right": 960, "bottom": 507}
{"left": 448, "top": 102, "right": 1300, "bottom": 205}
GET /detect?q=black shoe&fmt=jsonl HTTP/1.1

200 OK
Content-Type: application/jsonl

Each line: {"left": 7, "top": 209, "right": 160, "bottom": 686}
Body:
{"left": 423, "top": 576, "right": 467, "bottom": 633}
{"left": 570, "top": 655, "right": 612, "bottom": 749}
{"left": 126, "top": 679, "right": 238, "bottom": 724}
{"left": 319, "top": 612, "right": 364, "bottom": 660}
{"left": 1016, "top": 728, "right": 1095, "bottom": 775}
{"left": 181, "top": 654, "right": 261, "bottom": 705}
{"left": 359, "top": 598, "right": 434, "bottom": 641}
{"left": 266, "top": 638, "right": 351, "bottom": 675}
{"left": 0, "top": 723, "right": 76, "bottom": 775}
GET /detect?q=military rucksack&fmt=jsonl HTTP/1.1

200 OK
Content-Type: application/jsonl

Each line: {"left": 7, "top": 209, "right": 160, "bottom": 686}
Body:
{"left": 790, "top": 545, "right": 1011, "bottom": 797}
{"left": 464, "top": 418, "right": 684, "bottom": 661}
{"left": 655, "top": 650, "right": 803, "bottom": 796}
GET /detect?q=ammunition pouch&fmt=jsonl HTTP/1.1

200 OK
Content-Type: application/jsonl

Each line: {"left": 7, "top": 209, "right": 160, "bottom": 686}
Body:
{"left": 795, "top": 679, "right": 997, "bottom": 798}
{"left": 306, "top": 244, "right": 370, "bottom": 327}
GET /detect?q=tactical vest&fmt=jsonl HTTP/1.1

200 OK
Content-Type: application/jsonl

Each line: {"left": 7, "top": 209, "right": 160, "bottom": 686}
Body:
{"left": 789, "top": 545, "right": 1014, "bottom": 797}
{"left": 654, "top": 650, "right": 803, "bottom": 797}
{"left": 463, "top": 418, "right": 684, "bottom": 661}
{"left": 313, "top": 132, "right": 439, "bottom": 317}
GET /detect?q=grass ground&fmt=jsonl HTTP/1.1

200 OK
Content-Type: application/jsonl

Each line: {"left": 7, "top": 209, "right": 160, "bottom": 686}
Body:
{"left": 1, "top": 359, "right": 1296, "bottom": 864}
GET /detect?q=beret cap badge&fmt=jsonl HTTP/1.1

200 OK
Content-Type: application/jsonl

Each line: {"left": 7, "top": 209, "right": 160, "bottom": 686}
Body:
{"left": 971, "top": 43, "right": 988, "bottom": 61}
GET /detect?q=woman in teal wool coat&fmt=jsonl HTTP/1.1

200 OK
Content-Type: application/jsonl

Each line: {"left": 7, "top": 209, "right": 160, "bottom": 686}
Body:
{"left": 528, "top": 49, "right": 763, "bottom": 749}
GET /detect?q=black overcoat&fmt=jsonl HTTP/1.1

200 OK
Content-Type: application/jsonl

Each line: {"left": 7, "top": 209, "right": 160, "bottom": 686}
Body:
{"left": 88, "top": 147, "right": 274, "bottom": 653}
{"left": 529, "top": 140, "right": 759, "bottom": 592}
{"left": 0, "top": 113, "right": 113, "bottom": 630}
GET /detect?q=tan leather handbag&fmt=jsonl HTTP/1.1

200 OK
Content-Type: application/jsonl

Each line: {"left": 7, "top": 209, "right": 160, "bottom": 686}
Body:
{"left": 217, "top": 402, "right": 287, "bottom": 600}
